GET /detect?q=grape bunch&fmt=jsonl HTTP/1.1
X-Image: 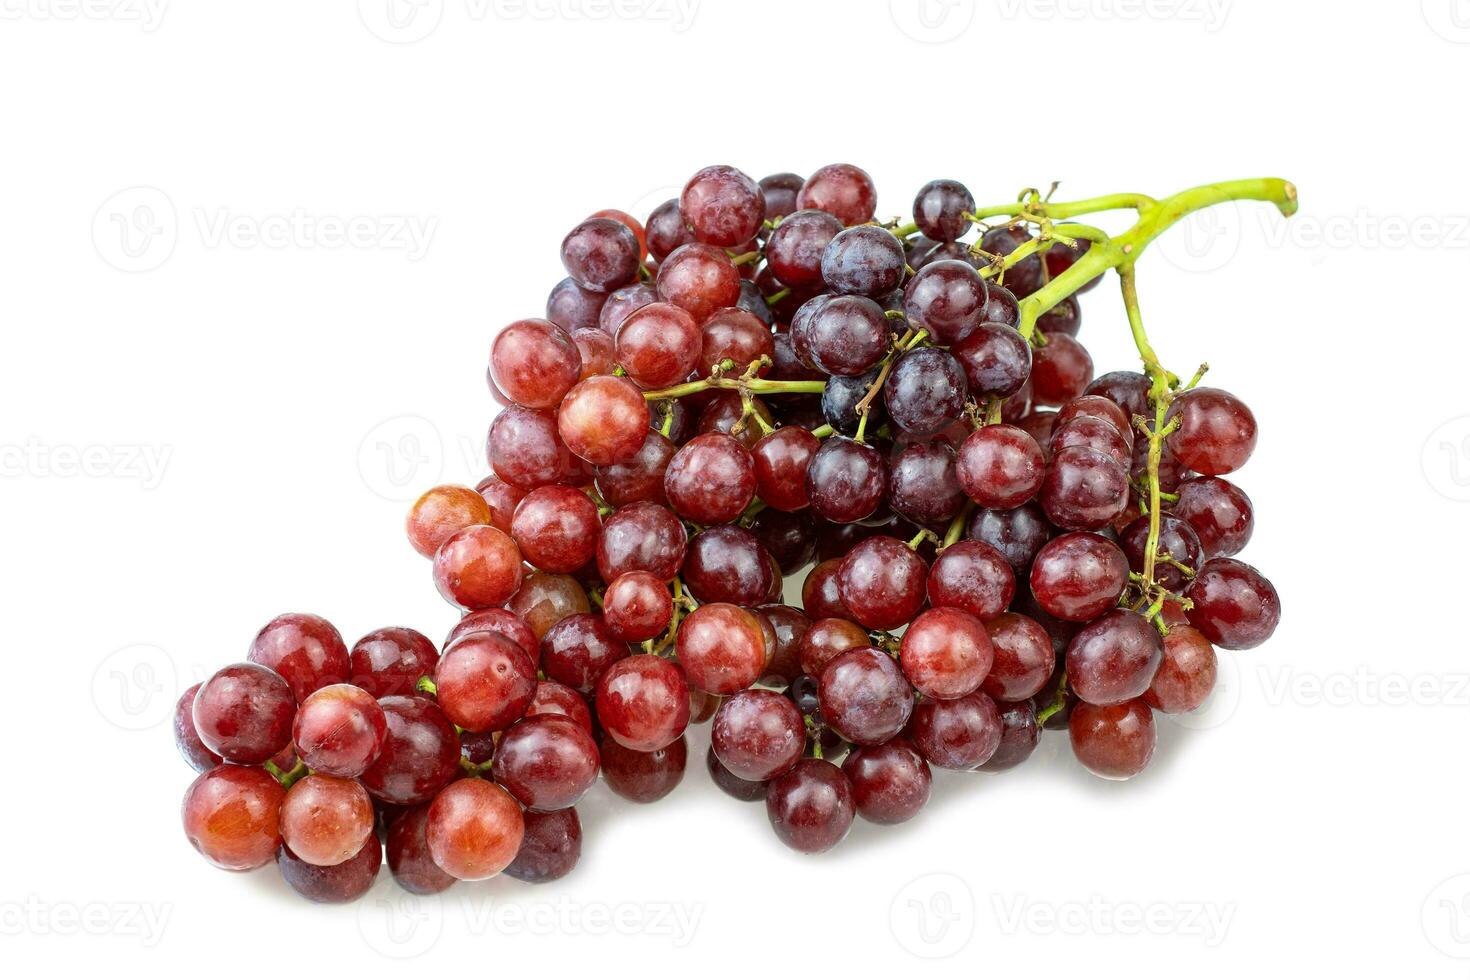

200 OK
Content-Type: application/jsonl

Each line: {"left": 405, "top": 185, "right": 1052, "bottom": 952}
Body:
{"left": 176, "top": 166, "right": 1289, "bottom": 894}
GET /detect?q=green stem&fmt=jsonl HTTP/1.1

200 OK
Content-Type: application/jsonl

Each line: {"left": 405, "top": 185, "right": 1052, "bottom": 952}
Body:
{"left": 642, "top": 375, "right": 826, "bottom": 401}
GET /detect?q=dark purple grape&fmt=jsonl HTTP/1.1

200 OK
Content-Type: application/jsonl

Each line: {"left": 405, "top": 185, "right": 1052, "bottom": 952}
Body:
{"left": 683, "top": 525, "right": 774, "bottom": 606}
{"left": 883, "top": 347, "right": 968, "bottom": 438}
{"left": 967, "top": 502, "right": 1052, "bottom": 574}
{"left": 978, "top": 281, "right": 1019, "bottom": 327}
{"left": 505, "top": 808, "right": 582, "bottom": 884}
{"left": 806, "top": 296, "right": 890, "bottom": 376}
{"left": 906, "top": 690, "right": 1002, "bottom": 770}
{"left": 646, "top": 198, "right": 693, "bottom": 263}
{"left": 980, "top": 226, "right": 1046, "bottom": 298}
{"left": 912, "top": 179, "right": 975, "bottom": 242}
{"left": 707, "top": 745, "right": 768, "bottom": 802}
{"left": 1084, "top": 371, "right": 1150, "bottom": 420}
{"left": 1171, "top": 476, "right": 1254, "bottom": 558}
{"left": 759, "top": 172, "right": 805, "bottom": 225}
{"left": 766, "top": 209, "right": 843, "bottom": 289}
{"left": 1066, "top": 609, "right": 1164, "bottom": 706}
{"left": 806, "top": 436, "right": 887, "bottom": 524}
{"left": 842, "top": 738, "right": 932, "bottom": 824}
{"left": 977, "top": 701, "right": 1040, "bottom": 772}
{"left": 562, "top": 217, "right": 640, "bottom": 292}
{"left": 601, "top": 736, "right": 688, "bottom": 803}
{"left": 821, "top": 367, "right": 886, "bottom": 436}
{"left": 546, "top": 277, "right": 608, "bottom": 332}
{"left": 1185, "top": 558, "right": 1280, "bottom": 649}
{"left": 1040, "top": 446, "right": 1129, "bottom": 531}
{"left": 765, "top": 758, "right": 855, "bottom": 853}
{"left": 888, "top": 442, "right": 964, "bottom": 526}
{"left": 821, "top": 225, "right": 906, "bottom": 297}
{"left": 952, "top": 322, "right": 1032, "bottom": 398}
{"left": 750, "top": 508, "right": 817, "bottom": 575}
{"left": 1120, "top": 515, "right": 1203, "bottom": 590}
{"left": 901, "top": 260, "right": 985, "bottom": 346}
{"left": 277, "top": 838, "right": 381, "bottom": 903}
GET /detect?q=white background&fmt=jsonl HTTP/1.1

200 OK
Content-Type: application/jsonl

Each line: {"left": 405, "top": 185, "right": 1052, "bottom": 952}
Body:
{"left": 3, "top": 0, "right": 1467, "bottom": 974}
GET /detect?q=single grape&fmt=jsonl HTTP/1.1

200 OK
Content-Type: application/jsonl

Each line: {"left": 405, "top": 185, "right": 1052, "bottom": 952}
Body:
{"left": 432, "top": 524, "right": 524, "bottom": 610}
{"left": 888, "top": 441, "right": 965, "bottom": 526}
{"left": 426, "top": 778, "right": 525, "bottom": 880}
{"left": 765, "top": 758, "right": 856, "bottom": 853}
{"left": 1040, "top": 445, "right": 1130, "bottom": 531}
{"left": 842, "top": 738, "right": 932, "bottom": 824}
{"left": 614, "top": 301, "right": 702, "bottom": 390}
{"left": 192, "top": 662, "right": 295, "bottom": 765}
{"left": 698, "top": 307, "right": 775, "bottom": 376}
{"left": 597, "top": 500, "right": 688, "bottom": 581}
{"left": 1120, "top": 514, "right": 1203, "bottom": 591}
{"left": 561, "top": 217, "right": 640, "bottom": 292}
{"left": 1069, "top": 699, "right": 1156, "bottom": 780}
{"left": 292, "top": 684, "right": 387, "bottom": 778}
{"left": 446, "top": 610, "right": 539, "bottom": 659}
{"left": 952, "top": 321, "right": 1031, "bottom": 398}
{"left": 806, "top": 436, "right": 887, "bottom": 524}
{"left": 980, "top": 226, "right": 1046, "bottom": 297}
{"left": 682, "top": 524, "right": 772, "bottom": 605}
{"left": 493, "top": 714, "right": 600, "bottom": 811}
{"left": 978, "top": 281, "right": 1020, "bottom": 327}
{"left": 967, "top": 502, "right": 1052, "bottom": 574}
{"left": 646, "top": 198, "right": 694, "bottom": 262}
{"left": 505, "top": 808, "right": 582, "bottom": 884}
{"left": 802, "top": 558, "right": 852, "bottom": 620}
{"left": 247, "top": 613, "right": 349, "bottom": 703}
{"left": 657, "top": 243, "right": 742, "bottom": 321}
{"left": 540, "top": 613, "right": 630, "bottom": 694}
{"left": 1066, "top": 609, "right": 1164, "bottom": 706}
{"left": 603, "top": 570, "right": 673, "bottom": 643}
{"left": 664, "top": 432, "right": 756, "bottom": 525}
{"left": 806, "top": 295, "right": 891, "bottom": 376}
{"left": 558, "top": 374, "right": 650, "bottom": 466}
{"left": 476, "top": 473, "right": 525, "bottom": 533}
{"left": 360, "top": 696, "right": 461, "bottom": 806}
{"left": 1171, "top": 475, "right": 1253, "bottom": 558}
{"left": 279, "top": 774, "right": 374, "bottom": 868}
{"left": 181, "top": 765, "right": 285, "bottom": 871}
{"left": 819, "top": 647, "right": 914, "bottom": 745}
{"left": 1165, "top": 387, "right": 1258, "bottom": 475}
{"left": 905, "top": 690, "right": 1002, "bottom": 770}
{"left": 1031, "top": 333, "right": 1094, "bottom": 406}
{"left": 900, "top": 607, "right": 994, "bottom": 700}
{"left": 1050, "top": 415, "right": 1131, "bottom": 470}
{"left": 1144, "top": 624, "right": 1217, "bottom": 713}
{"left": 957, "top": 424, "right": 1046, "bottom": 509}
{"left": 1029, "top": 531, "right": 1129, "bottom": 622}
{"left": 508, "top": 572, "right": 592, "bottom": 640}
{"left": 405, "top": 485, "right": 493, "bottom": 559}
{"left": 751, "top": 426, "right": 820, "bottom": 513}
{"left": 1184, "top": 558, "right": 1281, "bottom": 649}
{"left": 349, "top": 627, "right": 438, "bottom": 699}
{"left": 977, "top": 701, "right": 1040, "bottom": 771}
{"left": 486, "top": 406, "right": 576, "bottom": 491}
{"left": 797, "top": 617, "right": 870, "bottom": 677}
{"left": 767, "top": 209, "right": 843, "bottom": 289}
{"left": 601, "top": 735, "right": 688, "bottom": 803}
{"left": 838, "top": 535, "right": 928, "bottom": 630}
{"left": 546, "top": 276, "right": 608, "bottom": 332}
{"left": 433, "top": 631, "right": 537, "bottom": 732}
{"left": 822, "top": 225, "right": 906, "bottom": 297}
{"left": 595, "top": 430, "right": 675, "bottom": 508}
{"left": 904, "top": 262, "right": 984, "bottom": 347}
{"left": 490, "top": 318, "right": 582, "bottom": 410}
{"left": 277, "top": 837, "right": 381, "bottom": 903}
{"left": 982, "top": 612, "right": 1056, "bottom": 702}
{"left": 912, "top": 179, "right": 974, "bottom": 242}
{"left": 385, "top": 805, "right": 456, "bottom": 895}
{"left": 1084, "top": 370, "right": 1149, "bottom": 419}
{"left": 595, "top": 654, "right": 691, "bottom": 752}
{"left": 508, "top": 485, "right": 601, "bottom": 575}
{"left": 681, "top": 164, "right": 765, "bottom": 246}
{"left": 796, "top": 163, "right": 876, "bottom": 226}
{"left": 712, "top": 689, "right": 805, "bottom": 781}
{"left": 927, "top": 539, "right": 1016, "bottom": 621}
{"left": 884, "top": 347, "right": 969, "bottom": 438}
{"left": 676, "top": 603, "right": 768, "bottom": 695}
